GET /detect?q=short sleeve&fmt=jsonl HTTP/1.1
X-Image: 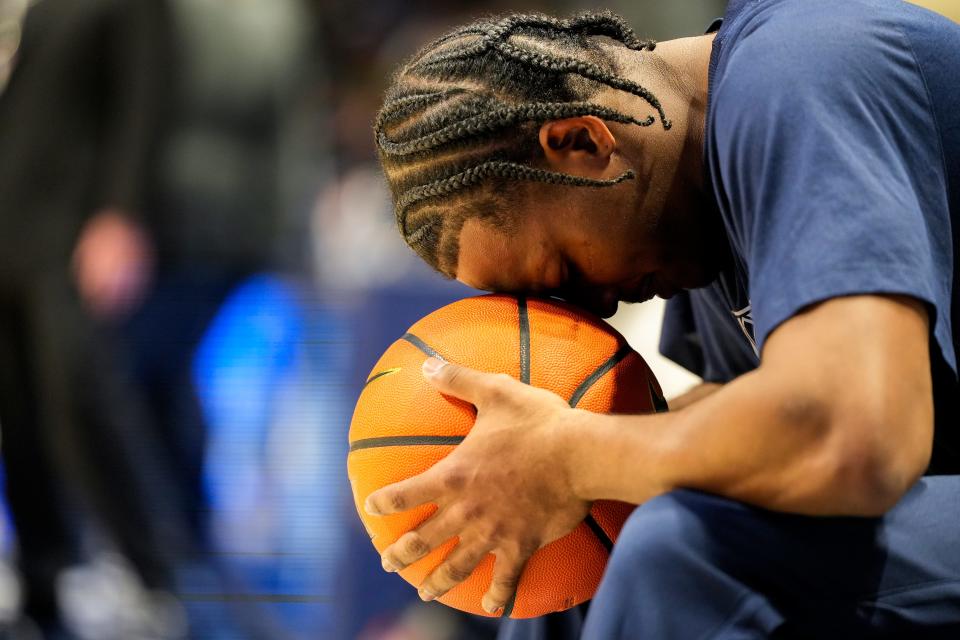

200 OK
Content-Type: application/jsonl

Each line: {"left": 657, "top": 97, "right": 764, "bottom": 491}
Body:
{"left": 710, "top": 10, "right": 955, "bottom": 370}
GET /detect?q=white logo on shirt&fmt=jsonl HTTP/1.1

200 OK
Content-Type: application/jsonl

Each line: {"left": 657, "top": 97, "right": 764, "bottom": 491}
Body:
{"left": 732, "top": 304, "right": 759, "bottom": 357}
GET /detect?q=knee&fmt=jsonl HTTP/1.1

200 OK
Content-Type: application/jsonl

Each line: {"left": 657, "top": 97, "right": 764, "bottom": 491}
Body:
{"left": 588, "top": 492, "right": 788, "bottom": 638}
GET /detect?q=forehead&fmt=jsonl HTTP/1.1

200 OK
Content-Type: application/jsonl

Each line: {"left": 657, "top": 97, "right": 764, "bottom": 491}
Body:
{"left": 454, "top": 216, "right": 550, "bottom": 292}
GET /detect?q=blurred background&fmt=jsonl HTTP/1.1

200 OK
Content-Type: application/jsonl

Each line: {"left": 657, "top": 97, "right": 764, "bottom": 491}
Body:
{"left": 0, "top": 1, "right": 955, "bottom": 639}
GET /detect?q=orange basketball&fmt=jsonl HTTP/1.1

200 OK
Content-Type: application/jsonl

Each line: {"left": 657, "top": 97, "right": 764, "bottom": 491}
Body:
{"left": 347, "top": 294, "right": 667, "bottom": 618}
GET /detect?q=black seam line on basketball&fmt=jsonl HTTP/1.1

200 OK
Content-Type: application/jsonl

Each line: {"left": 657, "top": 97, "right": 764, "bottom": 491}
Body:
{"left": 517, "top": 296, "right": 531, "bottom": 385}
{"left": 502, "top": 590, "right": 517, "bottom": 618}
{"left": 402, "top": 333, "right": 446, "bottom": 361}
{"left": 650, "top": 381, "right": 669, "bottom": 413}
{"left": 568, "top": 345, "right": 633, "bottom": 408}
{"left": 363, "top": 368, "right": 401, "bottom": 389}
{"left": 584, "top": 514, "right": 614, "bottom": 554}
{"left": 348, "top": 435, "right": 465, "bottom": 452}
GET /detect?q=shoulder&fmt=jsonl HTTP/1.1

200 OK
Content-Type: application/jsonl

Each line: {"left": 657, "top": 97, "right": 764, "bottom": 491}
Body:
{"left": 708, "top": 0, "right": 940, "bottom": 174}
{"left": 714, "top": 0, "right": 921, "bottom": 115}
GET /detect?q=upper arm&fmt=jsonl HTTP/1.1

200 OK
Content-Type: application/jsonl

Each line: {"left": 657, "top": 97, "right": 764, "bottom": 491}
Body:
{"left": 762, "top": 294, "right": 933, "bottom": 498}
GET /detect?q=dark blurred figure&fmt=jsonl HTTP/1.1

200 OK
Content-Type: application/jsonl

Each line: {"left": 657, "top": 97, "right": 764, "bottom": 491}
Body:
{"left": 0, "top": 0, "right": 196, "bottom": 636}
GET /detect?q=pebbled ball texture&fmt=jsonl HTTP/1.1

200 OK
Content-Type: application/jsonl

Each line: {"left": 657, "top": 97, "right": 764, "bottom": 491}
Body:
{"left": 348, "top": 294, "right": 666, "bottom": 618}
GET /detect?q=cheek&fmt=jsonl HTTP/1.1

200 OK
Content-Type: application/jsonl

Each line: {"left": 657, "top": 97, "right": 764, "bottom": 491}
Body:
{"left": 618, "top": 234, "right": 659, "bottom": 271}
{"left": 585, "top": 247, "right": 644, "bottom": 287}
{"left": 571, "top": 216, "right": 651, "bottom": 282}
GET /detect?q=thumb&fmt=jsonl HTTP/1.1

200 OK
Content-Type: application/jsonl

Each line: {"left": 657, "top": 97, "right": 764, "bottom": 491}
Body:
{"left": 423, "top": 357, "right": 501, "bottom": 406}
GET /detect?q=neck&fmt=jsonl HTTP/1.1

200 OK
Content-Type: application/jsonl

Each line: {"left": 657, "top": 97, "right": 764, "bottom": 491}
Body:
{"left": 654, "top": 34, "right": 714, "bottom": 106}
{"left": 650, "top": 34, "right": 715, "bottom": 189}
{"left": 622, "top": 33, "right": 728, "bottom": 287}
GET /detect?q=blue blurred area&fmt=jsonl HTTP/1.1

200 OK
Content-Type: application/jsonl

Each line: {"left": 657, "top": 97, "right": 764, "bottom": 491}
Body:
{"left": 194, "top": 274, "right": 303, "bottom": 538}
{"left": 192, "top": 273, "right": 351, "bottom": 637}
{"left": 189, "top": 273, "right": 478, "bottom": 639}
{"left": 0, "top": 272, "right": 479, "bottom": 638}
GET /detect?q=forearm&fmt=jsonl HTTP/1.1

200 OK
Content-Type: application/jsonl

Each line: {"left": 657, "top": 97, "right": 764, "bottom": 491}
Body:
{"left": 564, "top": 367, "right": 901, "bottom": 516}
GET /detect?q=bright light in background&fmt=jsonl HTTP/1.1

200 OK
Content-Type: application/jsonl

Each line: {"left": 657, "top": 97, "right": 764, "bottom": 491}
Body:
{"left": 192, "top": 274, "right": 352, "bottom": 637}
{"left": 608, "top": 298, "right": 701, "bottom": 400}
{"left": 909, "top": 0, "right": 959, "bottom": 22}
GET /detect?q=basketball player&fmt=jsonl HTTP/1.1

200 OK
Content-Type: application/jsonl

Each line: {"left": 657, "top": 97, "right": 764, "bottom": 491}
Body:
{"left": 367, "top": 1, "right": 960, "bottom": 637}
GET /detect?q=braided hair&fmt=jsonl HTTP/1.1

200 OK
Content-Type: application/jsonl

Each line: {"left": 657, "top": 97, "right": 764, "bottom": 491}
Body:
{"left": 375, "top": 11, "right": 671, "bottom": 273}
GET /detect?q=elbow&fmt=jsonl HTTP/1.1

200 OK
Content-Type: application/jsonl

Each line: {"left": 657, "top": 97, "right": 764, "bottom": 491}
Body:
{"left": 827, "top": 415, "right": 932, "bottom": 517}
{"left": 774, "top": 378, "right": 933, "bottom": 517}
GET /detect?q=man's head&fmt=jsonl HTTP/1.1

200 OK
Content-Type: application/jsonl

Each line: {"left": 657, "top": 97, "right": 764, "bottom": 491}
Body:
{"left": 375, "top": 11, "right": 723, "bottom": 316}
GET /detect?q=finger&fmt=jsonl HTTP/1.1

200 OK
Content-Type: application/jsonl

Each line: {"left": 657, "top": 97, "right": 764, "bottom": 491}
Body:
{"left": 417, "top": 538, "right": 493, "bottom": 602}
{"left": 481, "top": 549, "right": 531, "bottom": 616}
{"left": 365, "top": 473, "right": 439, "bottom": 516}
{"left": 422, "top": 357, "right": 510, "bottom": 408}
{"left": 380, "top": 507, "right": 458, "bottom": 572}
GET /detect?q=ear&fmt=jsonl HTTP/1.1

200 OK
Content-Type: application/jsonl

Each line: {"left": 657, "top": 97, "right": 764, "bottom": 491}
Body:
{"left": 538, "top": 116, "right": 616, "bottom": 176}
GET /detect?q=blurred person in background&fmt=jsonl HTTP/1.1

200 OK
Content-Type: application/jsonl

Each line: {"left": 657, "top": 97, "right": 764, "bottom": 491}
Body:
{"left": 0, "top": 0, "right": 199, "bottom": 636}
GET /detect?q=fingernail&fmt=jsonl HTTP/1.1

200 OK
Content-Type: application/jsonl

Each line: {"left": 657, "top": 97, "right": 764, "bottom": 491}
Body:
{"left": 422, "top": 357, "right": 446, "bottom": 376}
{"left": 381, "top": 557, "right": 397, "bottom": 573}
{"left": 364, "top": 497, "right": 380, "bottom": 516}
{"left": 482, "top": 599, "right": 502, "bottom": 615}
{"left": 418, "top": 588, "right": 436, "bottom": 602}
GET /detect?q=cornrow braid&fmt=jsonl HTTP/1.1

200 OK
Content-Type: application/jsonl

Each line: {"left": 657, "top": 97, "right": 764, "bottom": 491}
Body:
{"left": 415, "top": 12, "right": 653, "bottom": 60}
{"left": 378, "top": 100, "right": 655, "bottom": 157}
{"left": 398, "top": 161, "right": 636, "bottom": 236}
{"left": 409, "top": 13, "right": 657, "bottom": 119}
{"left": 484, "top": 40, "right": 670, "bottom": 129}
{"left": 376, "top": 89, "right": 491, "bottom": 141}
{"left": 376, "top": 10, "right": 672, "bottom": 274}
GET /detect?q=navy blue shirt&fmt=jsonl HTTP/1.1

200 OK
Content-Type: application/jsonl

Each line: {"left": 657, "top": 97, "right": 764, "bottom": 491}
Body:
{"left": 660, "top": 0, "right": 960, "bottom": 472}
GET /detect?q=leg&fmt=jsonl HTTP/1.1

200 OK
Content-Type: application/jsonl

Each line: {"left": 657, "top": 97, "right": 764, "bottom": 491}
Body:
{"left": 0, "top": 288, "right": 76, "bottom": 624}
{"left": 583, "top": 490, "right": 791, "bottom": 640}
{"left": 583, "top": 481, "right": 960, "bottom": 639}
{"left": 497, "top": 603, "right": 589, "bottom": 640}
{"left": 28, "top": 275, "right": 193, "bottom": 589}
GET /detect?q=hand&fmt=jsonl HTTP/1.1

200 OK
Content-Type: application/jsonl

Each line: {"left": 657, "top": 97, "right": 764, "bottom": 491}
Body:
{"left": 72, "top": 209, "right": 153, "bottom": 319}
{"left": 365, "top": 357, "right": 590, "bottom": 615}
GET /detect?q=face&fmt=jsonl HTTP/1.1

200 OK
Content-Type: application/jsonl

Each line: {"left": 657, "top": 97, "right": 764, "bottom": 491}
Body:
{"left": 450, "top": 36, "right": 725, "bottom": 314}
{"left": 454, "top": 179, "right": 725, "bottom": 318}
